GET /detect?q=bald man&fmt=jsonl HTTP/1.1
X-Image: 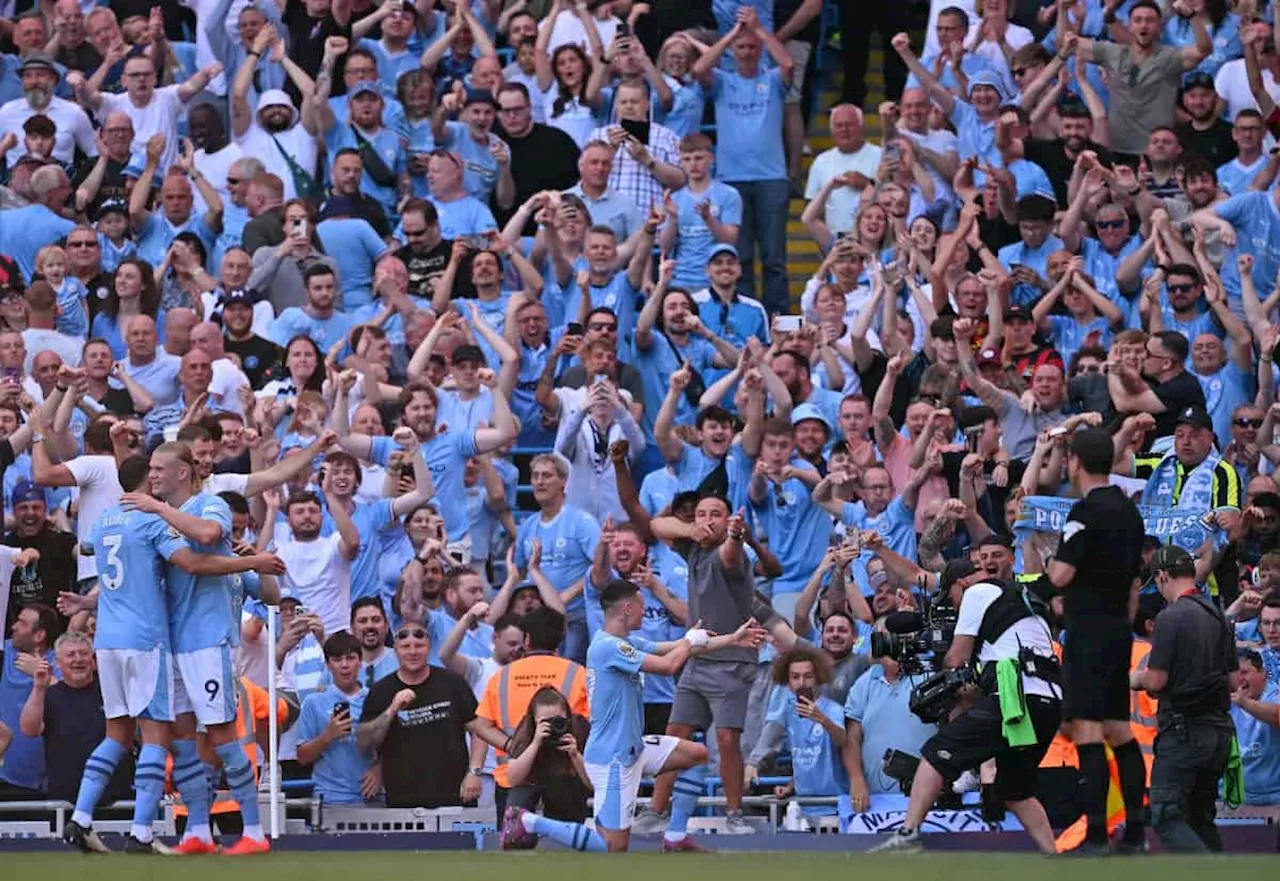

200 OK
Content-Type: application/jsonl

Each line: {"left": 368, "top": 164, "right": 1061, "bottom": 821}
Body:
{"left": 190, "top": 321, "right": 250, "bottom": 416}
{"left": 140, "top": 348, "right": 224, "bottom": 444}
{"left": 804, "top": 104, "right": 883, "bottom": 236}
{"left": 121, "top": 313, "right": 181, "bottom": 406}
{"left": 163, "top": 307, "right": 199, "bottom": 358}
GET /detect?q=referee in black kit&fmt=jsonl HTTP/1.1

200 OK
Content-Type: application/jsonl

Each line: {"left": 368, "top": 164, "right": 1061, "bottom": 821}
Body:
{"left": 1133, "top": 545, "right": 1238, "bottom": 853}
{"left": 1047, "top": 428, "right": 1150, "bottom": 855}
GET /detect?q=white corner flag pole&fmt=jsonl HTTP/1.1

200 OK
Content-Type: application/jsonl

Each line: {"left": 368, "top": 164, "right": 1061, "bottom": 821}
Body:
{"left": 267, "top": 607, "right": 280, "bottom": 840}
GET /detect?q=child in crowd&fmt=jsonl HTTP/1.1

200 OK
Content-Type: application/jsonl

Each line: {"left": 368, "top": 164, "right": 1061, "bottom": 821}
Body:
{"left": 94, "top": 200, "right": 137, "bottom": 274}
{"left": 33, "top": 244, "right": 90, "bottom": 339}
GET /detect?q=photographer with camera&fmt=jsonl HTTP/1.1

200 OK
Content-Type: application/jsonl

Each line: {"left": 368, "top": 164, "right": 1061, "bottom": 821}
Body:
{"left": 501, "top": 685, "right": 592, "bottom": 843}
{"left": 871, "top": 557, "right": 1063, "bottom": 854}
{"left": 843, "top": 617, "right": 939, "bottom": 813}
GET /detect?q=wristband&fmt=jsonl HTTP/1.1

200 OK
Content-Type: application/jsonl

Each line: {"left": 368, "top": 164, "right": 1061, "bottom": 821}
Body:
{"left": 247, "top": 50, "right": 261, "bottom": 57}
{"left": 685, "top": 627, "right": 710, "bottom": 647}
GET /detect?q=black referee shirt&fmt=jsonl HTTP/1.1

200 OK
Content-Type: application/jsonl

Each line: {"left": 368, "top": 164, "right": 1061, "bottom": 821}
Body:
{"left": 1055, "top": 485, "right": 1146, "bottom": 621}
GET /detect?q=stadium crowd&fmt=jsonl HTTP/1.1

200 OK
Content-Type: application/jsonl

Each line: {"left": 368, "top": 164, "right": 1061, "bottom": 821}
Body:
{"left": 0, "top": 0, "right": 1278, "bottom": 855}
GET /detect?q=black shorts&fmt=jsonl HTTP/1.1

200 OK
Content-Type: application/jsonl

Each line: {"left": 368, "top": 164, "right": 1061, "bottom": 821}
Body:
{"left": 921, "top": 691, "right": 1061, "bottom": 803}
{"left": 1062, "top": 619, "right": 1133, "bottom": 722}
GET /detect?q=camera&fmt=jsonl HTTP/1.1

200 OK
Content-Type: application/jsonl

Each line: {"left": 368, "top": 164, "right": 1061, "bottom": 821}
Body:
{"left": 868, "top": 599, "right": 958, "bottom": 678}
{"left": 543, "top": 715, "right": 569, "bottom": 747}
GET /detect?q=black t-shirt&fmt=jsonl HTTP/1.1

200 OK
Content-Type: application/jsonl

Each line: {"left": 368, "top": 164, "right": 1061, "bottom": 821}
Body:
{"left": 1151, "top": 370, "right": 1207, "bottom": 440}
{"left": 282, "top": 0, "right": 351, "bottom": 81}
{"left": 96, "top": 386, "right": 137, "bottom": 416}
{"left": 1054, "top": 485, "right": 1146, "bottom": 622}
{"left": 71, "top": 157, "right": 133, "bottom": 220}
{"left": 43, "top": 677, "right": 135, "bottom": 801}
{"left": 1148, "top": 594, "right": 1237, "bottom": 726}
{"left": 359, "top": 668, "right": 478, "bottom": 808}
{"left": 225, "top": 334, "right": 284, "bottom": 389}
{"left": 1173, "top": 118, "right": 1237, "bottom": 168}
{"left": 5, "top": 527, "right": 78, "bottom": 631}
{"left": 395, "top": 240, "right": 452, "bottom": 300}
{"left": 1023, "top": 138, "right": 1112, "bottom": 208}
{"left": 941, "top": 451, "right": 1026, "bottom": 533}
{"left": 82, "top": 272, "right": 114, "bottom": 324}
{"left": 494, "top": 124, "right": 583, "bottom": 233}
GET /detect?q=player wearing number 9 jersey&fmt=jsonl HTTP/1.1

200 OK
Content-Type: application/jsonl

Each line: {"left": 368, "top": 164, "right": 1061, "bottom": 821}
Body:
{"left": 64, "top": 455, "right": 288, "bottom": 856}
{"left": 120, "top": 442, "right": 287, "bottom": 855}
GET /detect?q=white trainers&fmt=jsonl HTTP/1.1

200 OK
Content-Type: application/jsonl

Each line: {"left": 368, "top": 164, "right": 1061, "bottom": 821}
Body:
{"left": 868, "top": 828, "right": 923, "bottom": 854}
{"left": 723, "top": 811, "right": 755, "bottom": 835}
{"left": 953, "top": 770, "right": 981, "bottom": 793}
{"left": 630, "top": 809, "right": 670, "bottom": 836}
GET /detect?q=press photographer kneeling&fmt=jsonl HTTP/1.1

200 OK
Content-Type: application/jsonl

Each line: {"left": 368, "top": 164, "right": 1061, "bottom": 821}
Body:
{"left": 871, "top": 559, "right": 1062, "bottom": 855}
{"left": 502, "top": 686, "right": 592, "bottom": 837}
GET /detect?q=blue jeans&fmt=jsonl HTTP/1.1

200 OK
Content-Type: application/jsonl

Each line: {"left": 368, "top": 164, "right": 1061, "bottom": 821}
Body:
{"left": 731, "top": 179, "right": 790, "bottom": 315}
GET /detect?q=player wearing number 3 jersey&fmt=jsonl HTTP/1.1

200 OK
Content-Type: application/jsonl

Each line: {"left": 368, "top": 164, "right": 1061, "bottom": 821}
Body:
{"left": 63, "top": 455, "right": 287, "bottom": 856}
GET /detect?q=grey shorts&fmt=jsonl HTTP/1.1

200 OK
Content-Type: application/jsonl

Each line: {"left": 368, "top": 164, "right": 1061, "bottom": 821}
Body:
{"left": 784, "top": 40, "right": 812, "bottom": 104}
{"left": 670, "top": 658, "right": 757, "bottom": 731}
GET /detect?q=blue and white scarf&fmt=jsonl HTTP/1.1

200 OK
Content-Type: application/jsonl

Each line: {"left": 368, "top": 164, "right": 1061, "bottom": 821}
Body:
{"left": 1014, "top": 494, "right": 1219, "bottom": 556}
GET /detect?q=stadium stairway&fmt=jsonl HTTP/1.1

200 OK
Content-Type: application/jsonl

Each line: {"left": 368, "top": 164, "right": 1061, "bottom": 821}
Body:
{"left": 784, "top": 47, "right": 886, "bottom": 309}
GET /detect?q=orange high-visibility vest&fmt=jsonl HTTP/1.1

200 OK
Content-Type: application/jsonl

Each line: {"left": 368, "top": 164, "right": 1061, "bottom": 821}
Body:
{"left": 477, "top": 654, "right": 588, "bottom": 788}
{"left": 1055, "top": 640, "right": 1156, "bottom": 851}
{"left": 1041, "top": 642, "right": 1078, "bottom": 769}
{"left": 171, "top": 678, "right": 288, "bottom": 817}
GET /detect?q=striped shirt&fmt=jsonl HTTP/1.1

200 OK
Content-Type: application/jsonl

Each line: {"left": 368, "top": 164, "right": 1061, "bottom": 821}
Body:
{"left": 586, "top": 122, "right": 681, "bottom": 216}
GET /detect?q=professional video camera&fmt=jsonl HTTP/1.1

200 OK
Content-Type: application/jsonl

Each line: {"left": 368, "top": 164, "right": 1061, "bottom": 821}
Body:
{"left": 868, "top": 594, "right": 958, "bottom": 677}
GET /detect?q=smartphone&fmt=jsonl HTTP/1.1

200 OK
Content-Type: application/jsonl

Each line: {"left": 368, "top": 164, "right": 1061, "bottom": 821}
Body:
{"left": 593, "top": 373, "right": 607, "bottom": 385}
{"left": 1048, "top": 426, "right": 1069, "bottom": 439}
{"left": 294, "top": 604, "right": 308, "bottom": 617}
{"left": 964, "top": 424, "right": 983, "bottom": 453}
{"left": 775, "top": 315, "right": 802, "bottom": 333}
{"left": 845, "top": 531, "right": 862, "bottom": 558}
{"left": 795, "top": 686, "right": 815, "bottom": 703}
{"left": 333, "top": 701, "right": 350, "bottom": 717}
{"left": 567, "top": 321, "right": 584, "bottom": 336}
{"left": 619, "top": 117, "right": 649, "bottom": 144}
{"left": 2, "top": 367, "right": 18, "bottom": 385}
{"left": 884, "top": 142, "right": 902, "bottom": 162}
{"left": 294, "top": 218, "right": 308, "bottom": 239}
{"left": 617, "top": 21, "right": 631, "bottom": 37}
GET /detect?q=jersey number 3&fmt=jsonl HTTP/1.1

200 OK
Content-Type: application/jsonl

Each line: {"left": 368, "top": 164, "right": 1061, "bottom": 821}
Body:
{"left": 100, "top": 534, "right": 125, "bottom": 591}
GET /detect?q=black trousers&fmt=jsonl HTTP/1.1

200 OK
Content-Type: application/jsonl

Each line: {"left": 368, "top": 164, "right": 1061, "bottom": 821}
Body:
{"left": 839, "top": 0, "right": 910, "bottom": 108}
{"left": 1149, "top": 722, "right": 1232, "bottom": 853}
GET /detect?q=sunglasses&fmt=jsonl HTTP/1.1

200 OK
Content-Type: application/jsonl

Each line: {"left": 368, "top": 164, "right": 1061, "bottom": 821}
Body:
{"left": 395, "top": 627, "right": 428, "bottom": 640}
{"left": 1166, "top": 283, "right": 1196, "bottom": 294}
{"left": 67, "top": 240, "right": 98, "bottom": 248}
{"left": 227, "top": 177, "right": 243, "bottom": 186}
{"left": 1235, "top": 418, "right": 1264, "bottom": 429}
{"left": 587, "top": 321, "right": 616, "bottom": 332}
{"left": 1076, "top": 363, "right": 1103, "bottom": 374}
{"left": 1095, "top": 219, "right": 1127, "bottom": 230}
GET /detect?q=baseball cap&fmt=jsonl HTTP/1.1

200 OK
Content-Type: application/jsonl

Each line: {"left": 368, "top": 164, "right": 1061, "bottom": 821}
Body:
{"left": 319, "top": 195, "right": 359, "bottom": 221}
{"left": 450, "top": 343, "right": 486, "bottom": 366}
{"left": 1004, "top": 305, "right": 1033, "bottom": 323}
{"left": 976, "top": 349, "right": 1003, "bottom": 369}
{"left": 790, "top": 402, "right": 832, "bottom": 433}
{"left": 1175, "top": 405, "right": 1213, "bottom": 431}
{"left": 17, "top": 52, "right": 58, "bottom": 77}
{"left": 95, "top": 198, "right": 128, "bottom": 221}
{"left": 1149, "top": 544, "right": 1195, "bottom": 575}
{"left": 277, "top": 586, "right": 299, "bottom": 604}
{"left": 11, "top": 480, "right": 45, "bottom": 506}
{"left": 1181, "top": 71, "right": 1216, "bottom": 92}
{"left": 222, "top": 288, "right": 254, "bottom": 308}
{"left": 349, "top": 81, "right": 383, "bottom": 100}
{"left": 707, "top": 243, "right": 739, "bottom": 262}
{"left": 939, "top": 559, "right": 979, "bottom": 593}
{"left": 464, "top": 87, "right": 499, "bottom": 108}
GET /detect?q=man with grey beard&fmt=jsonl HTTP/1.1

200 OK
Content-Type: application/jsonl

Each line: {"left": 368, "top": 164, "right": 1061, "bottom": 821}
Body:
{"left": 0, "top": 53, "right": 97, "bottom": 169}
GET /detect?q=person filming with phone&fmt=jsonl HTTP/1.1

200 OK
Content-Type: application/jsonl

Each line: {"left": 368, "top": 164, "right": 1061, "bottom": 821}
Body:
{"left": 296, "top": 631, "right": 381, "bottom": 805}
{"left": 745, "top": 646, "right": 848, "bottom": 815}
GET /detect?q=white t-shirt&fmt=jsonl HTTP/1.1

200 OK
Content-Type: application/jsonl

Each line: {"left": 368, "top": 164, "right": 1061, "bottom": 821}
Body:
{"left": 99, "top": 86, "right": 187, "bottom": 174}
{"left": 804, "top": 142, "right": 884, "bottom": 235}
{"left": 194, "top": 142, "right": 245, "bottom": 213}
{"left": 954, "top": 581, "right": 1061, "bottom": 699}
{"left": 22, "top": 329, "right": 83, "bottom": 373}
{"left": 1215, "top": 58, "right": 1280, "bottom": 122}
{"left": 200, "top": 290, "right": 275, "bottom": 338}
{"left": 209, "top": 356, "right": 251, "bottom": 416}
{"left": 205, "top": 472, "right": 250, "bottom": 496}
{"left": 237, "top": 122, "right": 319, "bottom": 202}
{"left": 545, "top": 9, "right": 619, "bottom": 54}
{"left": 275, "top": 533, "right": 351, "bottom": 637}
{"left": 179, "top": 0, "right": 248, "bottom": 95}
{"left": 0, "top": 96, "right": 98, "bottom": 167}
{"left": 66, "top": 454, "right": 125, "bottom": 580}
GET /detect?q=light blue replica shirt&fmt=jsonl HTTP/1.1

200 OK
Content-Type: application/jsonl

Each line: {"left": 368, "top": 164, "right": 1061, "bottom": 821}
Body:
{"left": 842, "top": 665, "right": 938, "bottom": 792}
{"left": 87, "top": 504, "right": 180, "bottom": 651}
{"left": 583, "top": 631, "right": 657, "bottom": 766}
{"left": 296, "top": 685, "right": 372, "bottom": 804}
{"left": 164, "top": 493, "right": 239, "bottom": 653}
{"left": 707, "top": 66, "right": 787, "bottom": 182}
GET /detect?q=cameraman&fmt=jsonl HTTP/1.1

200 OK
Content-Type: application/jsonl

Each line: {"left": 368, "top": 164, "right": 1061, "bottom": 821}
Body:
{"left": 502, "top": 686, "right": 592, "bottom": 838}
{"left": 871, "top": 561, "right": 1062, "bottom": 854}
